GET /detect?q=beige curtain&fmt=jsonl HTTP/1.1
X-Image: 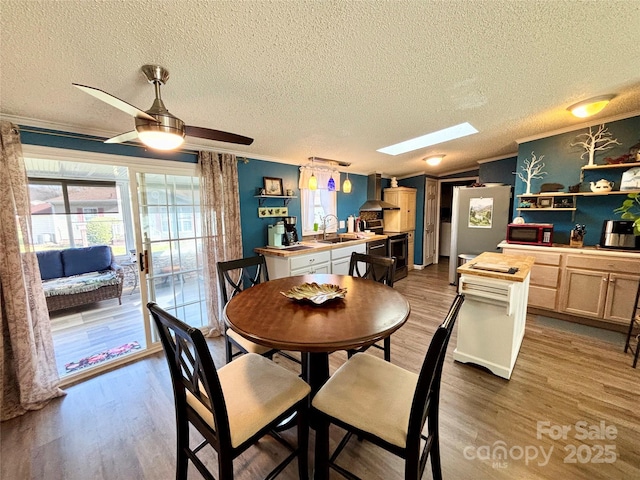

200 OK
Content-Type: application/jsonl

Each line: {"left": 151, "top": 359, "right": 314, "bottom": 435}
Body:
{"left": 0, "top": 121, "right": 65, "bottom": 421}
{"left": 198, "top": 151, "right": 243, "bottom": 336}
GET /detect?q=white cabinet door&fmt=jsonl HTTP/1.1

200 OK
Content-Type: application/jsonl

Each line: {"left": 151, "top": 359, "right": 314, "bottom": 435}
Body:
{"left": 330, "top": 243, "right": 366, "bottom": 275}
{"left": 331, "top": 257, "right": 352, "bottom": 275}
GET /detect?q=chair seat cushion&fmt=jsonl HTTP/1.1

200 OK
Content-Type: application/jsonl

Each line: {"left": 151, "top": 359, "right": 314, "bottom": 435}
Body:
{"left": 312, "top": 353, "right": 418, "bottom": 448}
{"left": 187, "top": 353, "right": 310, "bottom": 448}
{"left": 227, "top": 329, "right": 274, "bottom": 355}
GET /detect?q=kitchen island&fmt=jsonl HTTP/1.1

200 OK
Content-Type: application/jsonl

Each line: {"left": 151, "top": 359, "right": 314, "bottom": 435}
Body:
{"left": 454, "top": 251, "right": 535, "bottom": 380}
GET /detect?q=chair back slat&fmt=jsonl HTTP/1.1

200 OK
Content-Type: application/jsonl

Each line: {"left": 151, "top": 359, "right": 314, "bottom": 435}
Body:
{"left": 217, "top": 255, "right": 269, "bottom": 304}
{"left": 348, "top": 252, "right": 396, "bottom": 286}
{"left": 407, "top": 294, "right": 464, "bottom": 443}
{"left": 148, "top": 302, "right": 232, "bottom": 447}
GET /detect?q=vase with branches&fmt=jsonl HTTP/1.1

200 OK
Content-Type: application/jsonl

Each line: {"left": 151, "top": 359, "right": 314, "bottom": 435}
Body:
{"left": 517, "top": 151, "right": 547, "bottom": 195}
{"left": 570, "top": 124, "right": 621, "bottom": 166}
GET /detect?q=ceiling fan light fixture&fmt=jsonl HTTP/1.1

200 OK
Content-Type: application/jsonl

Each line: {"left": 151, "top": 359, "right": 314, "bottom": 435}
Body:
{"left": 425, "top": 154, "right": 445, "bottom": 166}
{"left": 135, "top": 113, "right": 186, "bottom": 150}
{"left": 137, "top": 130, "right": 185, "bottom": 150}
{"left": 568, "top": 94, "right": 616, "bottom": 118}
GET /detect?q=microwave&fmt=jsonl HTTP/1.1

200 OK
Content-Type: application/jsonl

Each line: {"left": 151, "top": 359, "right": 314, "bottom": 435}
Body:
{"left": 506, "top": 223, "right": 553, "bottom": 246}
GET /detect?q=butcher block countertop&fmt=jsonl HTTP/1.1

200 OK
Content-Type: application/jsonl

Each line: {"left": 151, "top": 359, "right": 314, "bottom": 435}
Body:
{"left": 457, "top": 252, "right": 535, "bottom": 282}
{"left": 255, "top": 234, "right": 387, "bottom": 258}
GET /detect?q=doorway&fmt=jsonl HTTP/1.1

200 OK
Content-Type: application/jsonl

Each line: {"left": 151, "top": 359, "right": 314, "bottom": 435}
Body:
{"left": 436, "top": 177, "right": 478, "bottom": 261}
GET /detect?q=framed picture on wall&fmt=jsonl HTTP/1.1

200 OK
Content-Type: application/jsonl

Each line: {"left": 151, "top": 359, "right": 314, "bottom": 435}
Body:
{"left": 263, "top": 177, "right": 284, "bottom": 196}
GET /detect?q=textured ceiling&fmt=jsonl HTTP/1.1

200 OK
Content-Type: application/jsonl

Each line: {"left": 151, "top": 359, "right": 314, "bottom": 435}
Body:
{"left": 1, "top": 0, "right": 640, "bottom": 177}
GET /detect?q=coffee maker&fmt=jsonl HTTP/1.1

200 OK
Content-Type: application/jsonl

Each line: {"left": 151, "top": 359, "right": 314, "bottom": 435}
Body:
{"left": 283, "top": 216, "right": 299, "bottom": 246}
{"left": 268, "top": 223, "right": 285, "bottom": 248}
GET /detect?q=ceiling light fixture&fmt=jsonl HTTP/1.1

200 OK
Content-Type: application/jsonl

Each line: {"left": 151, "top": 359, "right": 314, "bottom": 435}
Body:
{"left": 342, "top": 172, "right": 352, "bottom": 194}
{"left": 377, "top": 122, "right": 478, "bottom": 156}
{"left": 567, "top": 94, "right": 616, "bottom": 118}
{"left": 137, "top": 128, "right": 185, "bottom": 150}
{"left": 306, "top": 157, "right": 351, "bottom": 192}
{"left": 327, "top": 174, "right": 336, "bottom": 191}
{"left": 424, "top": 154, "right": 445, "bottom": 166}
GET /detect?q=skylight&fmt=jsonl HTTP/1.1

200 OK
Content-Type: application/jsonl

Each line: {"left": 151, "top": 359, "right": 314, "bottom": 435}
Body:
{"left": 377, "top": 122, "right": 479, "bottom": 156}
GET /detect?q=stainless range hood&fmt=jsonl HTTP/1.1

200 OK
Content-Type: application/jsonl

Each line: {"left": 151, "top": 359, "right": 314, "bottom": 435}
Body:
{"left": 359, "top": 174, "right": 400, "bottom": 211}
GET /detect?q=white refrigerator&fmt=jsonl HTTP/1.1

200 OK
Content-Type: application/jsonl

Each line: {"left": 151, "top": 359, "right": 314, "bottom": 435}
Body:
{"left": 448, "top": 185, "right": 512, "bottom": 285}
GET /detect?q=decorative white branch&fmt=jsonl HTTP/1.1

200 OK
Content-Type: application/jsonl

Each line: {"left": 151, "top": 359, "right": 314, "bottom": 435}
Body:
{"left": 570, "top": 124, "right": 621, "bottom": 166}
{"left": 517, "top": 151, "right": 547, "bottom": 195}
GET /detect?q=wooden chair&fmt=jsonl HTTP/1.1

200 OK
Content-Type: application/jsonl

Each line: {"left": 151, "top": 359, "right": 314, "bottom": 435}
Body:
{"left": 347, "top": 252, "right": 397, "bottom": 362}
{"left": 624, "top": 281, "right": 640, "bottom": 368}
{"left": 312, "top": 294, "right": 464, "bottom": 480}
{"left": 148, "top": 302, "right": 311, "bottom": 480}
{"left": 217, "top": 255, "right": 277, "bottom": 363}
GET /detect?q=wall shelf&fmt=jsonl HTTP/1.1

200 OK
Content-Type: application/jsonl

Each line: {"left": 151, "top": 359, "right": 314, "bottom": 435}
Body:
{"left": 581, "top": 161, "right": 640, "bottom": 171}
{"left": 254, "top": 195, "right": 297, "bottom": 206}
{"left": 579, "top": 162, "right": 640, "bottom": 181}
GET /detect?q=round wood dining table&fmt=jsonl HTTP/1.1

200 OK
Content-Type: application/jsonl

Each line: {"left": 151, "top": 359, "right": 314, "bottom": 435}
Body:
{"left": 223, "top": 273, "right": 411, "bottom": 396}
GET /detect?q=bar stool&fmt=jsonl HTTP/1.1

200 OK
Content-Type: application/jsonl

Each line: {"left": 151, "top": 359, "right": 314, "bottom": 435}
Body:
{"left": 624, "top": 281, "right": 640, "bottom": 368}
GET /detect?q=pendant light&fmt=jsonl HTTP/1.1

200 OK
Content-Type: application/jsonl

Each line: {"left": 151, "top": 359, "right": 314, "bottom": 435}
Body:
{"left": 308, "top": 172, "right": 318, "bottom": 190}
{"left": 308, "top": 157, "right": 318, "bottom": 190}
{"left": 342, "top": 172, "right": 352, "bottom": 193}
{"left": 327, "top": 173, "right": 336, "bottom": 191}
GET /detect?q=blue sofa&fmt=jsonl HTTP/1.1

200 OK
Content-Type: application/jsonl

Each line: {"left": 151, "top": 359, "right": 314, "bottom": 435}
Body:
{"left": 36, "top": 246, "right": 124, "bottom": 312}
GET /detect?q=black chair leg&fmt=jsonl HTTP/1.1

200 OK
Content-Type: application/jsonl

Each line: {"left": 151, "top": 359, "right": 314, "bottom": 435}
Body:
{"left": 314, "top": 416, "right": 330, "bottom": 480}
{"left": 224, "top": 332, "right": 233, "bottom": 364}
{"left": 176, "top": 417, "right": 189, "bottom": 480}
{"left": 383, "top": 337, "right": 391, "bottom": 362}
{"left": 297, "top": 405, "right": 309, "bottom": 480}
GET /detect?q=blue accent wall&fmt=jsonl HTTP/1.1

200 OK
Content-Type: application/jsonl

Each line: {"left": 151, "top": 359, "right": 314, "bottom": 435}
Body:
{"left": 479, "top": 157, "right": 517, "bottom": 186}
{"left": 515, "top": 115, "right": 640, "bottom": 245}
{"left": 237, "top": 160, "right": 368, "bottom": 255}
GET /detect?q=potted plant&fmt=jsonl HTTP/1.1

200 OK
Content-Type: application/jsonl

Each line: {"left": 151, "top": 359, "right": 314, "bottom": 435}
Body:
{"left": 614, "top": 193, "right": 640, "bottom": 235}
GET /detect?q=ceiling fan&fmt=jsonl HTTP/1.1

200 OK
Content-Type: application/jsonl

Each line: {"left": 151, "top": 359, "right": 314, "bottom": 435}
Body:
{"left": 73, "top": 65, "right": 254, "bottom": 151}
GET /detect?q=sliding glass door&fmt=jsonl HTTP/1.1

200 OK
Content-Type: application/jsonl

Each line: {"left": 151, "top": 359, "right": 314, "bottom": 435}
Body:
{"left": 131, "top": 169, "right": 208, "bottom": 343}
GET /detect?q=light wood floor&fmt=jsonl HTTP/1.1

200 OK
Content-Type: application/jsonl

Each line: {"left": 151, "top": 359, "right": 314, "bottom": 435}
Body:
{"left": 2, "top": 260, "right": 639, "bottom": 479}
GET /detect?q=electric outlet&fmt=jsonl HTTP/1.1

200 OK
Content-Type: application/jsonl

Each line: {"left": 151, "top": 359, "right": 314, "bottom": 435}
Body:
{"left": 339, "top": 220, "right": 345, "bottom": 229}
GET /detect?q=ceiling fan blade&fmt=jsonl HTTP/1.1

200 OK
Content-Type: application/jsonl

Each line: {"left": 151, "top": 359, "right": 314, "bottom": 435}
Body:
{"left": 104, "top": 130, "right": 139, "bottom": 144}
{"left": 72, "top": 83, "right": 158, "bottom": 122}
{"left": 185, "top": 125, "right": 254, "bottom": 145}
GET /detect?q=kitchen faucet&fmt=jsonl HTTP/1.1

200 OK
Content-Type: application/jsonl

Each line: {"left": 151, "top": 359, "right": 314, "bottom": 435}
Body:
{"left": 321, "top": 214, "right": 339, "bottom": 240}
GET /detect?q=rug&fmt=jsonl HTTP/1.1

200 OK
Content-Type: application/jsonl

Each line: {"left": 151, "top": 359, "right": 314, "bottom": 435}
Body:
{"left": 65, "top": 341, "right": 142, "bottom": 373}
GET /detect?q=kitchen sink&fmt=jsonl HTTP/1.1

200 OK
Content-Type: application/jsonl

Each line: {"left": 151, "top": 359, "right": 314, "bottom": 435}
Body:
{"left": 281, "top": 245, "right": 315, "bottom": 251}
{"left": 318, "top": 237, "right": 356, "bottom": 244}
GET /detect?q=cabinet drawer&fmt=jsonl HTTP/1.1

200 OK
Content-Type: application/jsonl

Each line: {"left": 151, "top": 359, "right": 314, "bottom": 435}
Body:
{"left": 331, "top": 243, "right": 366, "bottom": 261}
{"left": 289, "top": 251, "right": 331, "bottom": 271}
{"left": 528, "top": 285, "right": 557, "bottom": 309}
{"left": 530, "top": 264, "right": 560, "bottom": 288}
{"left": 565, "top": 255, "right": 640, "bottom": 274}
